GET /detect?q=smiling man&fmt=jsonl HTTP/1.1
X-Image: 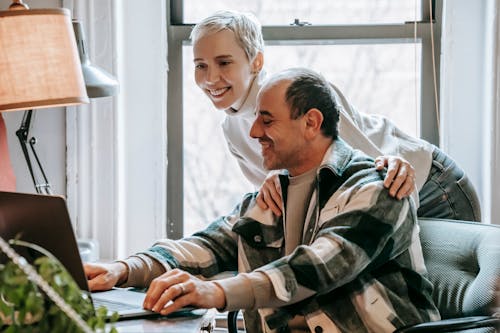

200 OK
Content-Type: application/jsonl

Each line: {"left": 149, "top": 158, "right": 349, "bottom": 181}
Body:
{"left": 85, "top": 68, "right": 439, "bottom": 333}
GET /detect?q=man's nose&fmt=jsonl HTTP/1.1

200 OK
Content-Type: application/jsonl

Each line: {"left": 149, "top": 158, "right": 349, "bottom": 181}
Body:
{"left": 249, "top": 119, "right": 261, "bottom": 138}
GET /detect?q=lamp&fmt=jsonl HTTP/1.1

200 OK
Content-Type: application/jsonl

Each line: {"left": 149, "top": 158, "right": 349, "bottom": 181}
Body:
{"left": 0, "top": 1, "right": 118, "bottom": 195}
{"left": 72, "top": 20, "right": 119, "bottom": 98}
{"left": 0, "top": 0, "right": 88, "bottom": 194}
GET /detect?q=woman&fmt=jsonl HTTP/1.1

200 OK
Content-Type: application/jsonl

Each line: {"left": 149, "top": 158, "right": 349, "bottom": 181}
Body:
{"left": 191, "top": 10, "right": 481, "bottom": 221}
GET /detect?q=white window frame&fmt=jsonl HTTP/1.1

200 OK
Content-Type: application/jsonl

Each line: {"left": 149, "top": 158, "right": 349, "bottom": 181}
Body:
{"left": 65, "top": 0, "right": 168, "bottom": 259}
{"left": 166, "top": 0, "right": 442, "bottom": 237}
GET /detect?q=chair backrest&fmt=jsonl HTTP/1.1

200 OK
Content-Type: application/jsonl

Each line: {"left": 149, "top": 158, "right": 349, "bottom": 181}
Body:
{"left": 418, "top": 218, "right": 500, "bottom": 319}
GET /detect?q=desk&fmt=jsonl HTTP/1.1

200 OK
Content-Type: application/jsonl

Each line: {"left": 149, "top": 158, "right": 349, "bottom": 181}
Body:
{"left": 108, "top": 309, "right": 215, "bottom": 333}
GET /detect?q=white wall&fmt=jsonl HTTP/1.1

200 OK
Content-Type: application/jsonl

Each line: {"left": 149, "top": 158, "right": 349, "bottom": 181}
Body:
{"left": 440, "top": 0, "right": 499, "bottom": 224}
{"left": 114, "top": 0, "right": 168, "bottom": 258}
{"left": 64, "top": 0, "right": 168, "bottom": 259}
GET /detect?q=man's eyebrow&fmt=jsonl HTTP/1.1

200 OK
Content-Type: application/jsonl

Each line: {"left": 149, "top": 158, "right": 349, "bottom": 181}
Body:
{"left": 258, "top": 110, "right": 272, "bottom": 117}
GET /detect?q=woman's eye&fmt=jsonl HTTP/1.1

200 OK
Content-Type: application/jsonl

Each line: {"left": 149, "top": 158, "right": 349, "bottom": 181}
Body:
{"left": 219, "top": 61, "right": 231, "bottom": 66}
{"left": 195, "top": 63, "right": 206, "bottom": 69}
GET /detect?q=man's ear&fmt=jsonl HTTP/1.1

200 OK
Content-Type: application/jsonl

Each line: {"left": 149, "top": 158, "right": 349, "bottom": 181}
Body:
{"left": 304, "top": 108, "right": 324, "bottom": 139}
{"left": 251, "top": 52, "right": 264, "bottom": 73}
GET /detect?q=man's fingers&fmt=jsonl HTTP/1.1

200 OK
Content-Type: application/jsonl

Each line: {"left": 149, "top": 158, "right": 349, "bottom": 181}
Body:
{"left": 88, "top": 275, "right": 110, "bottom": 291}
{"left": 144, "top": 269, "right": 187, "bottom": 310}
{"left": 151, "top": 288, "right": 176, "bottom": 312}
{"left": 160, "top": 292, "right": 191, "bottom": 315}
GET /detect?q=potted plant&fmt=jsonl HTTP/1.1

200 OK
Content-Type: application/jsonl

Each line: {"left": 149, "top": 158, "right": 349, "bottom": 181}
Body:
{"left": 0, "top": 237, "right": 117, "bottom": 333}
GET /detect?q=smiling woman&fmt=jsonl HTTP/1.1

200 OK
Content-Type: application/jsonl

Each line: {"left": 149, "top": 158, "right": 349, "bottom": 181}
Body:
{"left": 192, "top": 29, "right": 263, "bottom": 111}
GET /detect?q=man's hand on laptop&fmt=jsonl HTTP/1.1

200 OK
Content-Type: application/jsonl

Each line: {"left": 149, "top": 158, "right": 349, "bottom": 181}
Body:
{"left": 84, "top": 262, "right": 128, "bottom": 291}
{"left": 143, "top": 268, "right": 226, "bottom": 315}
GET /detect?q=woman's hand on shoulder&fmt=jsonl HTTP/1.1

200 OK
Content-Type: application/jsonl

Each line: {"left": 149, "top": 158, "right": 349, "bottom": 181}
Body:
{"left": 375, "top": 155, "right": 416, "bottom": 200}
{"left": 256, "top": 172, "right": 283, "bottom": 216}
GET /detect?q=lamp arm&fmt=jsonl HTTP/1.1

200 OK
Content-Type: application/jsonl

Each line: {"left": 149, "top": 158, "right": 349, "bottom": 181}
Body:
{"left": 29, "top": 136, "right": 51, "bottom": 194}
{"left": 15, "top": 110, "right": 52, "bottom": 195}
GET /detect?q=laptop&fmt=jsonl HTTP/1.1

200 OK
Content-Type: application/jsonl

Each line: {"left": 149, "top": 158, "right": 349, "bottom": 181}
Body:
{"left": 0, "top": 191, "right": 196, "bottom": 320}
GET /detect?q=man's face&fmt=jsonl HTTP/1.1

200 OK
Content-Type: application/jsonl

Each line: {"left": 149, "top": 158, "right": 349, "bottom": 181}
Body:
{"left": 250, "top": 81, "right": 308, "bottom": 176}
{"left": 193, "top": 29, "right": 258, "bottom": 110}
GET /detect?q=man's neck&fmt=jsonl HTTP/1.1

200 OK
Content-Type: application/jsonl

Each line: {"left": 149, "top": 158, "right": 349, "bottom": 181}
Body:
{"left": 288, "top": 138, "right": 333, "bottom": 177}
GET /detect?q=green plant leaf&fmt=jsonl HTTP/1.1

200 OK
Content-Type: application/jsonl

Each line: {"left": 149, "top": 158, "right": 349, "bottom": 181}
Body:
{"left": 0, "top": 239, "right": 116, "bottom": 333}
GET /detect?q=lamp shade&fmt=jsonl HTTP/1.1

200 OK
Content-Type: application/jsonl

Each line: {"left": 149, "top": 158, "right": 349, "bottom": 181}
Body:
{"left": 0, "top": 6, "right": 89, "bottom": 112}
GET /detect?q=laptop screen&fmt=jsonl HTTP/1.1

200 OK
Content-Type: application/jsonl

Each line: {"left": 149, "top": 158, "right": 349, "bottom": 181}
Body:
{"left": 0, "top": 191, "right": 203, "bottom": 320}
{"left": 0, "top": 191, "right": 89, "bottom": 291}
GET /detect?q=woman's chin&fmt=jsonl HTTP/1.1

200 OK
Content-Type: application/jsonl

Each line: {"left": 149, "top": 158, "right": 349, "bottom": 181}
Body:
{"left": 212, "top": 101, "right": 235, "bottom": 111}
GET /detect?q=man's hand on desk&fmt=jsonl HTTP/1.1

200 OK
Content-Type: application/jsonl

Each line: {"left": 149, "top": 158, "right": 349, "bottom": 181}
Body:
{"left": 84, "top": 262, "right": 128, "bottom": 291}
{"left": 143, "top": 268, "right": 226, "bottom": 316}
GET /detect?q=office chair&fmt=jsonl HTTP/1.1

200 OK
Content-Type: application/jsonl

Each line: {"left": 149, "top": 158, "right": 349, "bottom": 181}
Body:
{"left": 227, "top": 218, "right": 500, "bottom": 333}
{"left": 395, "top": 218, "right": 500, "bottom": 332}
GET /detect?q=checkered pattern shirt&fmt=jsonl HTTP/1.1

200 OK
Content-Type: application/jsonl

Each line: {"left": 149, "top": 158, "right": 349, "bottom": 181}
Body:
{"left": 127, "top": 139, "right": 439, "bottom": 332}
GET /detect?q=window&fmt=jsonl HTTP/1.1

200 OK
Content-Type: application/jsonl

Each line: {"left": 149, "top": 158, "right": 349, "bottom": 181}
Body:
{"left": 168, "top": 0, "right": 441, "bottom": 238}
{"left": 182, "top": 0, "right": 422, "bottom": 25}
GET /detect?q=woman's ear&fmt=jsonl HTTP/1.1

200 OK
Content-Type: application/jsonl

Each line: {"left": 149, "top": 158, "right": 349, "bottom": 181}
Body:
{"left": 251, "top": 52, "right": 264, "bottom": 74}
{"left": 304, "top": 108, "right": 324, "bottom": 139}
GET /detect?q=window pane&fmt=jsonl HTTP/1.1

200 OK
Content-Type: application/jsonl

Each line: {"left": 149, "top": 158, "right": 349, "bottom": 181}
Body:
{"left": 183, "top": 45, "right": 254, "bottom": 236}
{"left": 183, "top": 0, "right": 422, "bottom": 25}
{"left": 182, "top": 42, "right": 421, "bottom": 236}
{"left": 265, "top": 42, "right": 421, "bottom": 136}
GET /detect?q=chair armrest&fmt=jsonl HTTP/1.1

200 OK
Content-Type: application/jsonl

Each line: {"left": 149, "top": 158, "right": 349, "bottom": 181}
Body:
{"left": 227, "top": 310, "right": 240, "bottom": 333}
{"left": 394, "top": 315, "right": 500, "bottom": 333}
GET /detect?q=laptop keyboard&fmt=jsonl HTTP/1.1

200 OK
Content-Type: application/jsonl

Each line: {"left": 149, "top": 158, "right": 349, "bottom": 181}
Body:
{"left": 93, "top": 298, "right": 138, "bottom": 312}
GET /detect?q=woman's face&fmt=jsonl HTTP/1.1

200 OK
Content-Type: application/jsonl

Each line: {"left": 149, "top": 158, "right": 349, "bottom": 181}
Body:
{"left": 193, "top": 29, "right": 262, "bottom": 110}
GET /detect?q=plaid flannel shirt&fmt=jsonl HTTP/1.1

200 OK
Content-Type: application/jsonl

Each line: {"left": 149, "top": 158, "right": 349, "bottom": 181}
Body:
{"left": 137, "top": 139, "right": 439, "bottom": 332}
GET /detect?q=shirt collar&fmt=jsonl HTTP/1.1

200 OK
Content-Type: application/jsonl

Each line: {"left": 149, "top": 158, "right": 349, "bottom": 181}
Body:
{"left": 224, "top": 70, "right": 266, "bottom": 117}
{"left": 318, "top": 139, "right": 354, "bottom": 178}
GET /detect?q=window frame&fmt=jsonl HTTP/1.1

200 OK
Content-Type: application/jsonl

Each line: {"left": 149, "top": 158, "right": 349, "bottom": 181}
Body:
{"left": 166, "top": 0, "right": 442, "bottom": 238}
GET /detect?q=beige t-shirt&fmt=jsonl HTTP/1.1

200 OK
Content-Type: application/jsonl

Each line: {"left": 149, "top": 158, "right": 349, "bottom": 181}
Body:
{"left": 284, "top": 168, "right": 317, "bottom": 255}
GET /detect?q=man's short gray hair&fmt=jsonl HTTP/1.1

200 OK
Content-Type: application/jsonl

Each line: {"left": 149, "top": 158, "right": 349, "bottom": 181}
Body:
{"left": 190, "top": 10, "right": 264, "bottom": 62}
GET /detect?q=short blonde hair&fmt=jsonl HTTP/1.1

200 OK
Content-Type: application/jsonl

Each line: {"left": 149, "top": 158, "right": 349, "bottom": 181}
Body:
{"left": 190, "top": 10, "right": 264, "bottom": 62}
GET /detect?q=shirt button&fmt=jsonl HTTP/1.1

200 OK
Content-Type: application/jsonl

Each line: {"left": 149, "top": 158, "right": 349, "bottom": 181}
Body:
{"left": 315, "top": 326, "right": 323, "bottom": 333}
{"left": 253, "top": 235, "right": 262, "bottom": 243}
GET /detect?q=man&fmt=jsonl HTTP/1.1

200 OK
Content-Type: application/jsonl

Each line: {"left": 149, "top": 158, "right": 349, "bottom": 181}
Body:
{"left": 85, "top": 68, "right": 439, "bottom": 332}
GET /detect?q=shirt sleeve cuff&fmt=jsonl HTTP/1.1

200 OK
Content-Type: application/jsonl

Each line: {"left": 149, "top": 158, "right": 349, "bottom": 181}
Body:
{"left": 117, "top": 254, "right": 168, "bottom": 288}
{"left": 214, "top": 272, "right": 273, "bottom": 311}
